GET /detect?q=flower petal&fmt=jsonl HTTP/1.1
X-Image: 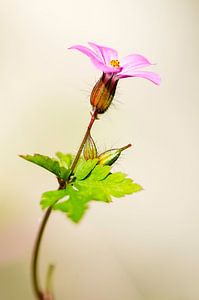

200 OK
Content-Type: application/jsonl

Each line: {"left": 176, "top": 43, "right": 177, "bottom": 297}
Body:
{"left": 121, "top": 54, "right": 152, "bottom": 70}
{"left": 117, "top": 71, "right": 161, "bottom": 85}
{"left": 69, "top": 44, "right": 101, "bottom": 62}
{"left": 88, "top": 42, "right": 119, "bottom": 65}
{"left": 69, "top": 44, "right": 121, "bottom": 73}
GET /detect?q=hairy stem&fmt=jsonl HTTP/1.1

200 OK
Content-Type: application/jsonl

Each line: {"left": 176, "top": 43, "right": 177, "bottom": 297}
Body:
{"left": 31, "top": 110, "right": 98, "bottom": 299}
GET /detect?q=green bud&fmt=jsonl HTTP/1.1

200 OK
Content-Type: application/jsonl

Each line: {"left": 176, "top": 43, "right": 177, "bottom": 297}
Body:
{"left": 98, "top": 144, "right": 132, "bottom": 166}
{"left": 83, "top": 133, "right": 98, "bottom": 160}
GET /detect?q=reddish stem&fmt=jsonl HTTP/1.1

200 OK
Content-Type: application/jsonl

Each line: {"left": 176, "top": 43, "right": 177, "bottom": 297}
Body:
{"left": 31, "top": 110, "right": 98, "bottom": 300}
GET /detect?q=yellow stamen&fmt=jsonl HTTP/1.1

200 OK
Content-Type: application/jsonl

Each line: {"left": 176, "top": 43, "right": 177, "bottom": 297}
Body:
{"left": 110, "top": 59, "right": 120, "bottom": 68}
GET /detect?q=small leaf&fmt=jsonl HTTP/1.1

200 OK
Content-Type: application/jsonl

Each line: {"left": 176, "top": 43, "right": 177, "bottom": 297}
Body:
{"left": 74, "top": 158, "right": 98, "bottom": 180}
{"left": 20, "top": 154, "right": 70, "bottom": 180}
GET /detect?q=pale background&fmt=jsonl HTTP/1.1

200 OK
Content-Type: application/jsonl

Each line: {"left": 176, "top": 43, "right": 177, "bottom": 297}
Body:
{"left": 0, "top": 0, "right": 199, "bottom": 299}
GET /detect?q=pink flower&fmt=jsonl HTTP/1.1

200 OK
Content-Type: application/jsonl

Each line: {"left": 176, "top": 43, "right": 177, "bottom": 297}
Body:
{"left": 69, "top": 42, "right": 161, "bottom": 85}
{"left": 69, "top": 42, "right": 161, "bottom": 113}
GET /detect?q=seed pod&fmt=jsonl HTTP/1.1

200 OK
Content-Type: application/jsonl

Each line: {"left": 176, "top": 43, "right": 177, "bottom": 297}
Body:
{"left": 90, "top": 73, "right": 118, "bottom": 114}
{"left": 98, "top": 144, "right": 132, "bottom": 166}
{"left": 83, "top": 133, "right": 97, "bottom": 160}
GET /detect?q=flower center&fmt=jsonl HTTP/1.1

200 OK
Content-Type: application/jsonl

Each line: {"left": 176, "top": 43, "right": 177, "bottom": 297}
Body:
{"left": 110, "top": 59, "right": 120, "bottom": 68}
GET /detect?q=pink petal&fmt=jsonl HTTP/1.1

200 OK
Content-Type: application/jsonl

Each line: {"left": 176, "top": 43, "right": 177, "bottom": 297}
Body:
{"left": 121, "top": 54, "right": 152, "bottom": 70}
{"left": 88, "top": 42, "right": 119, "bottom": 65}
{"left": 69, "top": 44, "right": 101, "bottom": 62}
{"left": 118, "top": 71, "right": 161, "bottom": 85}
{"left": 69, "top": 44, "right": 120, "bottom": 73}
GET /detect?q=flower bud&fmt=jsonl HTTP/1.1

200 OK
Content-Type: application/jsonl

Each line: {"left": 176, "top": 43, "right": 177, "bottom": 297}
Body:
{"left": 98, "top": 144, "right": 132, "bottom": 166}
{"left": 83, "top": 133, "right": 98, "bottom": 160}
{"left": 90, "top": 73, "right": 118, "bottom": 114}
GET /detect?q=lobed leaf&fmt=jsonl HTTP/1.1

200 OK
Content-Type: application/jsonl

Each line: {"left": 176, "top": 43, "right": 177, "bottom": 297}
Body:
{"left": 21, "top": 151, "right": 143, "bottom": 223}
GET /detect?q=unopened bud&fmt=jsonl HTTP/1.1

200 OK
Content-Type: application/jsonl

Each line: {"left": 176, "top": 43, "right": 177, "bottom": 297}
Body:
{"left": 90, "top": 73, "right": 118, "bottom": 114}
{"left": 98, "top": 144, "right": 132, "bottom": 166}
{"left": 83, "top": 133, "right": 97, "bottom": 160}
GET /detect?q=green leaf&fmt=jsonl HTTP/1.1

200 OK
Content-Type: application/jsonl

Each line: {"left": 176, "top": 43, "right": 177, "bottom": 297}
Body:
{"left": 40, "top": 189, "right": 68, "bottom": 209}
{"left": 74, "top": 180, "right": 111, "bottom": 202}
{"left": 89, "top": 165, "right": 111, "bottom": 180}
{"left": 74, "top": 158, "right": 98, "bottom": 180}
{"left": 20, "top": 154, "right": 70, "bottom": 180}
{"left": 75, "top": 171, "right": 143, "bottom": 202}
{"left": 39, "top": 159, "right": 143, "bottom": 223}
{"left": 54, "top": 185, "right": 90, "bottom": 223}
{"left": 74, "top": 173, "right": 142, "bottom": 202}
{"left": 55, "top": 152, "right": 73, "bottom": 169}
{"left": 103, "top": 172, "right": 143, "bottom": 197}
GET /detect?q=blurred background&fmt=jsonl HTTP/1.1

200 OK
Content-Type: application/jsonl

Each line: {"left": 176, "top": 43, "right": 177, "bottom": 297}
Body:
{"left": 0, "top": 0, "right": 199, "bottom": 299}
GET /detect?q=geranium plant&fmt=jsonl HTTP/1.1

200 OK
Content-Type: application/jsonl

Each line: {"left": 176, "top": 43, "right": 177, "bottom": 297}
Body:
{"left": 20, "top": 42, "right": 160, "bottom": 300}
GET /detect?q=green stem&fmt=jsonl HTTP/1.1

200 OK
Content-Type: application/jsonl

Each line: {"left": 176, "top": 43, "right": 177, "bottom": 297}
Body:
{"left": 31, "top": 110, "right": 98, "bottom": 299}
